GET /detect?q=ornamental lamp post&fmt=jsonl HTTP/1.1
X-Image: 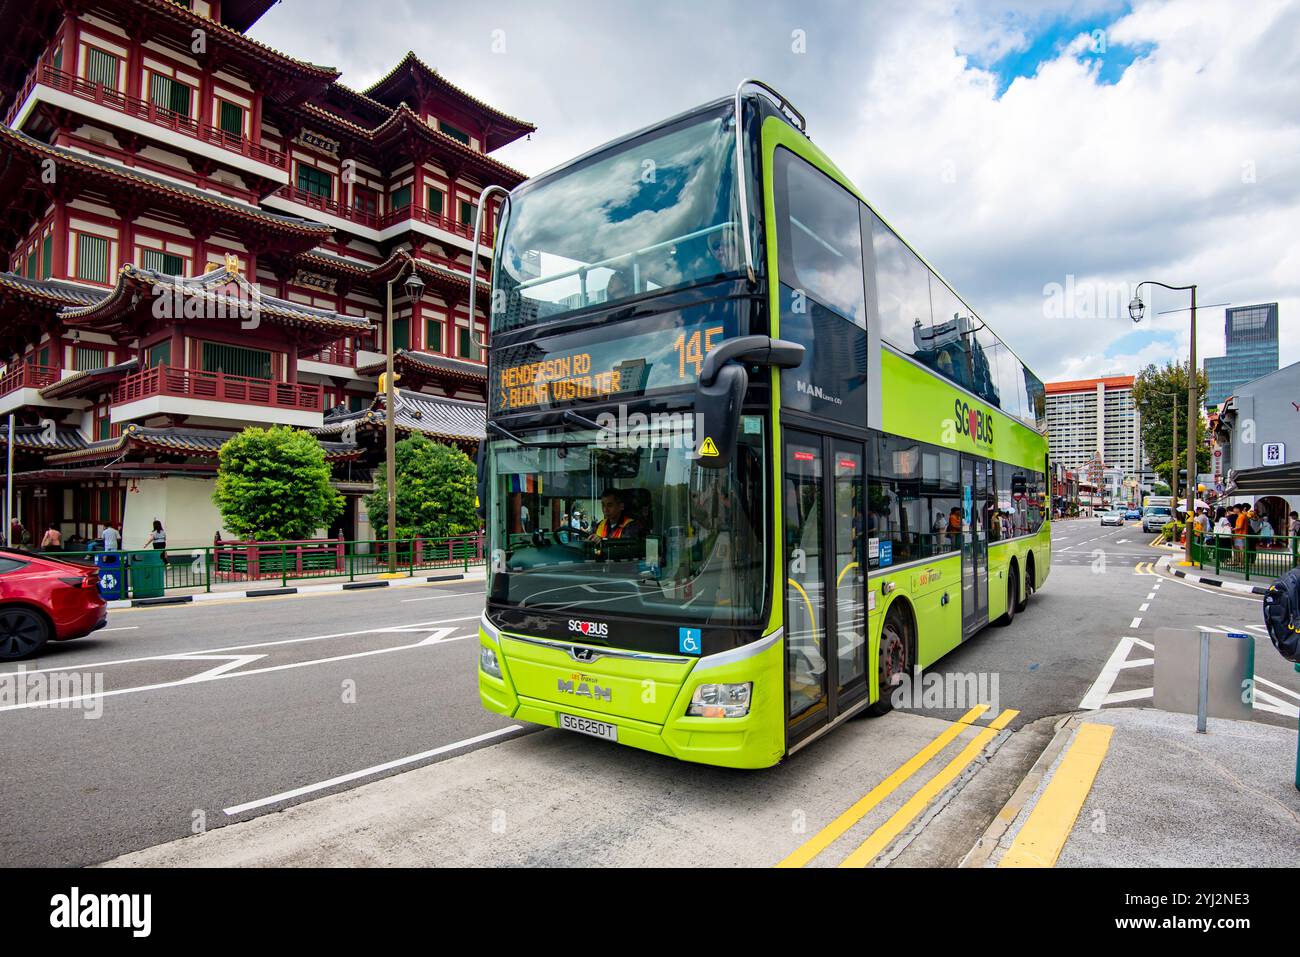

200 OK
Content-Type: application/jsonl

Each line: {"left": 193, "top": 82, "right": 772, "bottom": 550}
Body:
{"left": 1129, "top": 280, "right": 1198, "bottom": 565}
{"left": 383, "top": 253, "right": 426, "bottom": 574}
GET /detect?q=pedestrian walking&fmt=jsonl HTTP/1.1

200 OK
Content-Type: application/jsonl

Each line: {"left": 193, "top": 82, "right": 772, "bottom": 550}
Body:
{"left": 101, "top": 523, "right": 120, "bottom": 552}
{"left": 1289, "top": 510, "right": 1300, "bottom": 538}
{"left": 145, "top": 519, "right": 166, "bottom": 550}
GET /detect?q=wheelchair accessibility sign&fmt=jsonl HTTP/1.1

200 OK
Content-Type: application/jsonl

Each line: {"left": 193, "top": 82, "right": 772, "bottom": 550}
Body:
{"left": 678, "top": 627, "right": 702, "bottom": 655}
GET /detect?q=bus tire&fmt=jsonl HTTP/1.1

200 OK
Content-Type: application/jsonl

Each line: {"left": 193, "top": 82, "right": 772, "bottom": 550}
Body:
{"left": 865, "top": 609, "right": 910, "bottom": 717}
{"left": 1016, "top": 555, "right": 1034, "bottom": 612}
{"left": 997, "top": 572, "right": 1018, "bottom": 626}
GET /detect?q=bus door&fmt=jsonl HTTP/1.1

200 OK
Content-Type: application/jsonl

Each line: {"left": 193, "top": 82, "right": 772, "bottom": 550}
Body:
{"left": 960, "top": 455, "right": 989, "bottom": 636}
{"left": 784, "top": 430, "right": 869, "bottom": 744}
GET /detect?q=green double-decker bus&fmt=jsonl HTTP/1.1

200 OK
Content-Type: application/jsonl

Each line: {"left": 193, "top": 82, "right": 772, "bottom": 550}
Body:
{"left": 474, "top": 81, "right": 1050, "bottom": 769}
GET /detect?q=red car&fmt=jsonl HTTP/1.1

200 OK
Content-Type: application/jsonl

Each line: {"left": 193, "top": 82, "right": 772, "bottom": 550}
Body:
{"left": 0, "top": 548, "right": 108, "bottom": 660}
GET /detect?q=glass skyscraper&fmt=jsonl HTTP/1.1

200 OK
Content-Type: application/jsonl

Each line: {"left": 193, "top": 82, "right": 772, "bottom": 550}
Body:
{"left": 1204, "top": 303, "right": 1279, "bottom": 409}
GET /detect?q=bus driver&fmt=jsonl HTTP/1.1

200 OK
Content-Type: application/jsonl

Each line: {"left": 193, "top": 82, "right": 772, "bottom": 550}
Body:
{"left": 588, "top": 488, "right": 642, "bottom": 543}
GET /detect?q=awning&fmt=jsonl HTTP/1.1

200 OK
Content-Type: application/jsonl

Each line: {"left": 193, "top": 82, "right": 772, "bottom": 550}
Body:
{"left": 1225, "top": 463, "right": 1300, "bottom": 496}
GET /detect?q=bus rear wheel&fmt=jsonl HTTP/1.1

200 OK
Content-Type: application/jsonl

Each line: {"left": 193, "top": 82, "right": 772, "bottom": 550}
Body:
{"left": 865, "top": 612, "right": 909, "bottom": 717}
{"left": 997, "top": 574, "right": 1018, "bottom": 626}
{"left": 1016, "top": 558, "right": 1034, "bottom": 612}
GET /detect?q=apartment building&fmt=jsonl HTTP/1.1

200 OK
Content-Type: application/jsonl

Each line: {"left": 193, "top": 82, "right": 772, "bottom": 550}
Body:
{"left": 1045, "top": 375, "right": 1152, "bottom": 492}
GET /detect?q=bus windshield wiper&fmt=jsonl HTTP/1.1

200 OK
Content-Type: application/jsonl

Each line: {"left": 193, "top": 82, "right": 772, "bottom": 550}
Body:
{"left": 487, "top": 421, "right": 584, "bottom": 449}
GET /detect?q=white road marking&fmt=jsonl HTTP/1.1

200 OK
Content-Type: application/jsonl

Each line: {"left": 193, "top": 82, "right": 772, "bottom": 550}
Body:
{"left": 168, "top": 653, "right": 266, "bottom": 682}
{"left": 0, "top": 615, "right": 481, "bottom": 678}
{"left": 1080, "top": 636, "right": 1144, "bottom": 709}
{"left": 1102, "top": 688, "right": 1152, "bottom": 705}
{"left": 1253, "top": 689, "right": 1300, "bottom": 719}
{"left": 400, "top": 591, "right": 486, "bottom": 603}
{"left": 0, "top": 627, "right": 470, "bottom": 713}
{"left": 1139, "top": 603, "right": 1150, "bottom": 612}
{"left": 98, "top": 626, "right": 140, "bottom": 633}
{"left": 1146, "top": 593, "right": 1156, "bottom": 600}
{"left": 223, "top": 724, "right": 525, "bottom": 816}
{"left": 1130, "top": 617, "right": 1143, "bottom": 628}
{"left": 1158, "top": 573, "right": 1262, "bottom": 602}
{"left": 1255, "top": 675, "right": 1300, "bottom": 700}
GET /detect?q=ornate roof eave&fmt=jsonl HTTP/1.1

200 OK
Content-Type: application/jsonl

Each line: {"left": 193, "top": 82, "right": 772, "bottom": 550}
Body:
{"left": 371, "top": 106, "right": 527, "bottom": 187}
{"left": 59, "top": 264, "right": 373, "bottom": 341}
{"left": 362, "top": 52, "right": 536, "bottom": 147}
{"left": 39, "top": 358, "right": 138, "bottom": 400}
{"left": 368, "top": 250, "right": 489, "bottom": 296}
{"left": 43, "top": 423, "right": 362, "bottom": 465}
{"left": 0, "top": 128, "right": 335, "bottom": 243}
{"left": 122, "top": 0, "right": 340, "bottom": 101}
{"left": 355, "top": 349, "right": 486, "bottom": 384}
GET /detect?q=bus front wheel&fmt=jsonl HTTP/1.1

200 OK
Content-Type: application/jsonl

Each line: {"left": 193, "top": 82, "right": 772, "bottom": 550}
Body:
{"left": 865, "top": 612, "right": 910, "bottom": 717}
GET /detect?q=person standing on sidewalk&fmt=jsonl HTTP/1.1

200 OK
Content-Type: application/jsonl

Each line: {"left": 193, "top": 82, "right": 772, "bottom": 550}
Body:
{"left": 39, "top": 523, "right": 62, "bottom": 552}
{"left": 1289, "top": 510, "right": 1300, "bottom": 539}
{"left": 101, "top": 523, "right": 120, "bottom": 552}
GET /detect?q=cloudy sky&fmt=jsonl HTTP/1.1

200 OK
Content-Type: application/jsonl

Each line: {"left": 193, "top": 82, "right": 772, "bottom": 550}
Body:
{"left": 250, "top": 0, "right": 1300, "bottom": 383}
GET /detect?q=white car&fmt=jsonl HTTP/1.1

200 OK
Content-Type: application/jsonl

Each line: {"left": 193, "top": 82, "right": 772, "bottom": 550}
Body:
{"left": 1100, "top": 510, "right": 1126, "bottom": 526}
{"left": 1142, "top": 507, "right": 1174, "bottom": 533}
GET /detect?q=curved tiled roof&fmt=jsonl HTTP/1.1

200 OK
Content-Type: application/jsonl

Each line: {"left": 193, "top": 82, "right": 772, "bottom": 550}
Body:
{"left": 45, "top": 423, "right": 361, "bottom": 464}
{"left": 356, "top": 349, "right": 486, "bottom": 383}
{"left": 40, "top": 358, "right": 138, "bottom": 400}
{"left": 60, "top": 264, "right": 373, "bottom": 337}
{"left": 362, "top": 52, "right": 535, "bottom": 136}
{"left": 0, "top": 127, "right": 333, "bottom": 238}
{"left": 0, "top": 424, "right": 88, "bottom": 453}
{"left": 313, "top": 391, "right": 484, "bottom": 444}
{"left": 0, "top": 274, "right": 110, "bottom": 309}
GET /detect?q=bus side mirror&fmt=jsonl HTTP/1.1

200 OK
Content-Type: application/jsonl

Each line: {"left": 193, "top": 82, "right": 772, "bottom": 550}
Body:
{"left": 693, "top": 335, "right": 805, "bottom": 470}
{"left": 694, "top": 362, "right": 747, "bottom": 469}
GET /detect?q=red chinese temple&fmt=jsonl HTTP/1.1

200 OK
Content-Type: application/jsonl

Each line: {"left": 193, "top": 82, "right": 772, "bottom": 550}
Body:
{"left": 0, "top": 0, "right": 532, "bottom": 547}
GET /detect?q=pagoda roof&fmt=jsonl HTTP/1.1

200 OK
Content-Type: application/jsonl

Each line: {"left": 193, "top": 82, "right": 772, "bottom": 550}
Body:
{"left": 39, "top": 358, "right": 138, "bottom": 400}
{"left": 290, "top": 101, "right": 526, "bottom": 188}
{"left": 59, "top": 263, "right": 373, "bottom": 343}
{"left": 361, "top": 52, "right": 535, "bottom": 150}
{"left": 0, "top": 422, "right": 88, "bottom": 454}
{"left": 45, "top": 423, "right": 362, "bottom": 465}
{"left": 219, "top": 0, "right": 278, "bottom": 33}
{"left": 356, "top": 349, "right": 486, "bottom": 385}
{"left": 368, "top": 249, "right": 490, "bottom": 296}
{"left": 0, "top": 273, "right": 108, "bottom": 310}
{"left": 0, "top": 128, "right": 334, "bottom": 247}
{"left": 313, "top": 390, "right": 484, "bottom": 445}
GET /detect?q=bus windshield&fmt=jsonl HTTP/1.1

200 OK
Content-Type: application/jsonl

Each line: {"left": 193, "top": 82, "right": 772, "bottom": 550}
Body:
{"left": 485, "top": 414, "right": 766, "bottom": 628}
{"left": 492, "top": 103, "right": 743, "bottom": 333}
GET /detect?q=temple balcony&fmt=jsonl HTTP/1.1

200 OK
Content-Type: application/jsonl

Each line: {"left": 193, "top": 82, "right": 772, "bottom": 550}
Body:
{"left": 7, "top": 65, "right": 289, "bottom": 185}
{"left": 112, "top": 365, "right": 323, "bottom": 429}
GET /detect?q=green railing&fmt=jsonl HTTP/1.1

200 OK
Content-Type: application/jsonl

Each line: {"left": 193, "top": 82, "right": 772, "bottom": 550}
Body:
{"left": 1193, "top": 533, "right": 1300, "bottom": 582}
{"left": 55, "top": 535, "right": 485, "bottom": 596}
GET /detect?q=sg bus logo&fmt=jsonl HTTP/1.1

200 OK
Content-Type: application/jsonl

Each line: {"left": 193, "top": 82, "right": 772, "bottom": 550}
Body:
{"left": 954, "top": 399, "right": 994, "bottom": 446}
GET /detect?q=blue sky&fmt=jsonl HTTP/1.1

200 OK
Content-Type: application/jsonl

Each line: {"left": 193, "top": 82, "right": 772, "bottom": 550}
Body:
{"left": 963, "top": 4, "right": 1156, "bottom": 94}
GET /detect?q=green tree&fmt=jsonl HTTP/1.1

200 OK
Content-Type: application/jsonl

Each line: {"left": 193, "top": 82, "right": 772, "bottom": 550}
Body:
{"left": 1131, "top": 360, "right": 1210, "bottom": 493}
{"left": 367, "top": 435, "right": 478, "bottom": 540}
{"left": 213, "top": 426, "right": 343, "bottom": 540}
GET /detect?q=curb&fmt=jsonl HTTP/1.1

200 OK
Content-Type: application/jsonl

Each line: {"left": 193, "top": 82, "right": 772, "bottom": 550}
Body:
{"left": 1168, "top": 567, "right": 1270, "bottom": 596}
{"left": 959, "top": 713, "right": 1080, "bottom": 868}
{"left": 106, "top": 572, "right": 472, "bottom": 610}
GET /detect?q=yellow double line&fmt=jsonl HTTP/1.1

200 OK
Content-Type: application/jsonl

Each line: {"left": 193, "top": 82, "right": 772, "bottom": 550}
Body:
{"left": 778, "top": 705, "right": 1019, "bottom": 868}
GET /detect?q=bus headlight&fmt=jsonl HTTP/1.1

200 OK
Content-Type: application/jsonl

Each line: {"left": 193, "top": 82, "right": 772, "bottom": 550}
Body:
{"left": 480, "top": 646, "right": 502, "bottom": 679}
{"left": 687, "top": 682, "right": 752, "bottom": 718}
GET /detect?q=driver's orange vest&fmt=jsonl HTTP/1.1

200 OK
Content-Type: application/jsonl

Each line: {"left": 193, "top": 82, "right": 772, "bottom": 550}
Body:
{"left": 595, "top": 516, "right": 632, "bottom": 539}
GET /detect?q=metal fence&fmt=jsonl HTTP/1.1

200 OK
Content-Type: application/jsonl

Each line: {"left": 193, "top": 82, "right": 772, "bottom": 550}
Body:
{"left": 56, "top": 535, "right": 485, "bottom": 595}
{"left": 1192, "top": 534, "right": 1300, "bottom": 582}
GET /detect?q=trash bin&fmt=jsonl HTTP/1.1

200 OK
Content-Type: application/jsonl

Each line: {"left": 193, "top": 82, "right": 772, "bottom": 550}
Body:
{"left": 93, "top": 552, "right": 126, "bottom": 601}
{"left": 128, "top": 549, "right": 165, "bottom": 599}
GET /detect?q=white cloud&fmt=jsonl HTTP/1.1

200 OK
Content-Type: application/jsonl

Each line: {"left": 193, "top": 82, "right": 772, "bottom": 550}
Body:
{"left": 249, "top": 0, "right": 1300, "bottom": 382}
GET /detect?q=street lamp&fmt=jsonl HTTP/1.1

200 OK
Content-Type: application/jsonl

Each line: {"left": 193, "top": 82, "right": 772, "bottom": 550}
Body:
{"left": 1130, "top": 280, "right": 1198, "bottom": 564}
{"left": 383, "top": 251, "right": 426, "bottom": 574}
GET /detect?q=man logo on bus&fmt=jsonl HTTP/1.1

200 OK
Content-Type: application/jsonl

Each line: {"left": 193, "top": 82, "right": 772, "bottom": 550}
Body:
{"left": 954, "top": 398, "right": 994, "bottom": 446}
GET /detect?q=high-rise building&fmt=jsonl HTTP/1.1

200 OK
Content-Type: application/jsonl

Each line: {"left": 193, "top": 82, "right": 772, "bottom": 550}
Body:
{"left": 1203, "top": 303, "right": 1279, "bottom": 409}
{"left": 0, "top": 1, "right": 533, "bottom": 546}
{"left": 1045, "top": 375, "right": 1152, "bottom": 494}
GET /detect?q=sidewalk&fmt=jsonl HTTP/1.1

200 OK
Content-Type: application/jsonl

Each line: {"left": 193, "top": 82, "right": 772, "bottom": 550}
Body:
{"left": 965, "top": 708, "right": 1299, "bottom": 867}
{"left": 107, "top": 565, "right": 486, "bottom": 609}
